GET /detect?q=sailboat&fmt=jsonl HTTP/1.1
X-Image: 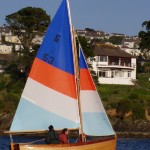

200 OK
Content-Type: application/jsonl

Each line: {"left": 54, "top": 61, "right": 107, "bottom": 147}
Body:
{"left": 5, "top": 0, "right": 116, "bottom": 149}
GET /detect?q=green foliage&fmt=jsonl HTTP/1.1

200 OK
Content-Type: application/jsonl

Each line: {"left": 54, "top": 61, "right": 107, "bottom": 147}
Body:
{"left": 116, "top": 99, "right": 132, "bottom": 119}
{"left": 85, "top": 28, "right": 95, "bottom": 32}
{"left": 5, "top": 63, "right": 26, "bottom": 81}
{"left": 138, "top": 20, "right": 150, "bottom": 52}
{"left": 128, "top": 93, "right": 139, "bottom": 99}
{"left": 5, "top": 7, "right": 50, "bottom": 79}
{"left": 137, "top": 60, "right": 144, "bottom": 73}
{"left": 2, "top": 93, "right": 20, "bottom": 113}
{"left": 109, "top": 36, "right": 123, "bottom": 45}
{"left": 137, "top": 73, "right": 150, "bottom": 90}
{"left": 91, "top": 38, "right": 109, "bottom": 44}
{"left": 78, "top": 36, "right": 94, "bottom": 57}
{"left": 132, "top": 100, "right": 145, "bottom": 120}
{"left": 143, "top": 62, "right": 150, "bottom": 74}
{"left": 6, "top": 7, "right": 50, "bottom": 37}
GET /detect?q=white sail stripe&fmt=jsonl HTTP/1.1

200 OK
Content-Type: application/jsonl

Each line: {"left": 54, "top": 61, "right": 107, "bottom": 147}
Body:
{"left": 22, "top": 78, "right": 80, "bottom": 123}
{"left": 80, "top": 91, "right": 105, "bottom": 112}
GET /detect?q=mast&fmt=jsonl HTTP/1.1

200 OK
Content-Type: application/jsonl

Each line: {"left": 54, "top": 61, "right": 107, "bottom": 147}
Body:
{"left": 66, "top": 0, "right": 84, "bottom": 142}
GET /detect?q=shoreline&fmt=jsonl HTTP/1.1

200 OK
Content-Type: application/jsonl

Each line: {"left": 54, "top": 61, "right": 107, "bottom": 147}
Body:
{"left": 1, "top": 131, "right": 150, "bottom": 139}
{"left": 116, "top": 132, "right": 150, "bottom": 139}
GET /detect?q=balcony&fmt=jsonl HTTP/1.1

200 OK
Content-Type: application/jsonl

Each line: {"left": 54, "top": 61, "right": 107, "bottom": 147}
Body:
{"left": 96, "top": 61, "right": 133, "bottom": 70}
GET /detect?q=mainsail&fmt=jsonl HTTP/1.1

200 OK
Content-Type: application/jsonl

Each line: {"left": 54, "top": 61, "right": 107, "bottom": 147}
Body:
{"left": 10, "top": 0, "right": 80, "bottom": 131}
{"left": 79, "top": 46, "right": 115, "bottom": 136}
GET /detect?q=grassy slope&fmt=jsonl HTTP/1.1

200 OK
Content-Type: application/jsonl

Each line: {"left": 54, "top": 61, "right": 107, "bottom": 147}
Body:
{"left": 97, "top": 73, "right": 150, "bottom": 109}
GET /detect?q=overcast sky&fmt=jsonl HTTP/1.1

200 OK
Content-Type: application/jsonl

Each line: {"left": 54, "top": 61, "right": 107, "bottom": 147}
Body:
{"left": 0, "top": 0, "right": 149, "bottom": 36}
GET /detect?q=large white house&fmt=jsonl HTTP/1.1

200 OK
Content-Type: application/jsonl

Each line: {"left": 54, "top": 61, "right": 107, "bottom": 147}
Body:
{"left": 88, "top": 45, "right": 136, "bottom": 85}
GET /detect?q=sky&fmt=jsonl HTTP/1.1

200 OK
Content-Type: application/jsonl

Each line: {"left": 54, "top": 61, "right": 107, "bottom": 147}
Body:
{"left": 0, "top": 0, "right": 150, "bottom": 36}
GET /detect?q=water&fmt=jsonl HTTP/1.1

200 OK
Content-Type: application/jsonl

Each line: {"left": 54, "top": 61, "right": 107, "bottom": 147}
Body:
{"left": 0, "top": 136, "right": 150, "bottom": 150}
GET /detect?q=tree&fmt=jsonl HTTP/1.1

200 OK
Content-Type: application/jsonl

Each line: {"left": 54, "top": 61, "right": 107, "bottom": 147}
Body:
{"left": 143, "top": 62, "right": 150, "bottom": 74}
{"left": 109, "top": 36, "right": 123, "bottom": 45}
{"left": 116, "top": 99, "right": 132, "bottom": 120}
{"left": 85, "top": 28, "right": 95, "bottom": 32}
{"left": 132, "top": 100, "right": 145, "bottom": 121}
{"left": 138, "top": 20, "right": 150, "bottom": 53}
{"left": 5, "top": 7, "right": 50, "bottom": 78}
{"left": 77, "top": 36, "right": 94, "bottom": 57}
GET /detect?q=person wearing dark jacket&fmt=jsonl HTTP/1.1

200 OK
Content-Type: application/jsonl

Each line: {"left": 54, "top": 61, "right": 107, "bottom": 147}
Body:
{"left": 59, "top": 128, "right": 69, "bottom": 144}
{"left": 45, "top": 125, "right": 60, "bottom": 144}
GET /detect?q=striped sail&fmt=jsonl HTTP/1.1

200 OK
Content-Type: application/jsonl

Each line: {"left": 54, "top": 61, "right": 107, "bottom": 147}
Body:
{"left": 10, "top": 0, "right": 80, "bottom": 131}
{"left": 79, "top": 47, "right": 115, "bottom": 136}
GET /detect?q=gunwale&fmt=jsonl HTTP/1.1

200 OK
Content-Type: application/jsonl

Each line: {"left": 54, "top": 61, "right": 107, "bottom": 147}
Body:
{"left": 11, "top": 136, "right": 116, "bottom": 150}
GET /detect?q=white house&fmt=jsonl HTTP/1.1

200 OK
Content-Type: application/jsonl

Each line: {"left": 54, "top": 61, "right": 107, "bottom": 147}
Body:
{"left": 120, "top": 38, "right": 142, "bottom": 57}
{"left": 88, "top": 45, "right": 136, "bottom": 85}
{"left": 0, "top": 43, "right": 12, "bottom": 54}
{"left": 121, "top": 46, "right": 141, "bottom": 56}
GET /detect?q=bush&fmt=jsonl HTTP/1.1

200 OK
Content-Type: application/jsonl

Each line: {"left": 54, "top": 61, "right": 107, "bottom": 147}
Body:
{"left": 128, "top": 93, "right": 139, "bottom": 99}
{"left": 132, "top": 100, "right": 145, "bottom": 120}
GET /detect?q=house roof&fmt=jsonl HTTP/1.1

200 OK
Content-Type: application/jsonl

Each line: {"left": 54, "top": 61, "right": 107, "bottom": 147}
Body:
{"left": 94, "top": 44, "right": 134, "bottom": 58}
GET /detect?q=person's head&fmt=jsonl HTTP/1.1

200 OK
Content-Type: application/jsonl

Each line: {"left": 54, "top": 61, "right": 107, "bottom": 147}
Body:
{"left": 62, "top": 128, "right": 68, "bottom": 135}
{"left": 48, "top": 125, "right": 54, "bottom": 131}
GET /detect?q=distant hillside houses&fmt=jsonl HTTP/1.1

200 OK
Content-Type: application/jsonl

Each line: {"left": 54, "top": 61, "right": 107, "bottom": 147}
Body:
{"left": 0, "top": 25, "right": 22, "bottom": 54}
{"left": 76, "top": 29, "right": 141, "bottom": 57}
{"left": 0, "top": 25, "right": 148, "bottom": 85}
{"left": 0, "top": 25, "right": 141, "bottom": 57}
{"left": 76, "top": 29, "right": 106, "bottom": 39}
{"left": 0, "top": 25, "right": 21, "bottom": 44}
{"left": 0, "top": 25, "right": 43, "bottom": 55}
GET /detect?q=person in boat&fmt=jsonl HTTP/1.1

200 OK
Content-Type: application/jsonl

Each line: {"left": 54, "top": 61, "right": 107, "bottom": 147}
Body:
{"left": 59, "top": 128, "right": 69, "bottom": 144}
{"left": 45, "top": 125, "right": 60, "bottom": 144}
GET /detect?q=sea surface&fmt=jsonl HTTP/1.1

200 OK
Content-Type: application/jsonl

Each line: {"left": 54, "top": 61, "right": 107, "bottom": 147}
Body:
{"left": 0, "top": 136, "right": 150, "bottom": 150}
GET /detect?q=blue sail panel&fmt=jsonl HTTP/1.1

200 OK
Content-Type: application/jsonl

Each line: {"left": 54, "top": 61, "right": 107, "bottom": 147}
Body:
{"left": 36, "top": 0, "right": 74, "bottom": 75}
{"left": 82, "top": 112, "right": 115, "bottom": 136}
{"left": 80, "top": 48, "right": 88, "bottom": 69}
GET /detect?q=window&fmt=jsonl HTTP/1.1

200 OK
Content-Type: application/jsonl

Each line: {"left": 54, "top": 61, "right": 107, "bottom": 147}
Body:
{"left": 100, "top": 56, "right": 107, "bottom": 62}
{"left": 128, "top": 71, "right": 131, "bottom": 77}
{"left": 98, "top": 70, "right": 108, "bottom": 77}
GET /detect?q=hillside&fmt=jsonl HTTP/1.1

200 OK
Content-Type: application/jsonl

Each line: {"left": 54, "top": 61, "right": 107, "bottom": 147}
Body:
{"left": 0, "top": 73, "right": 150, "bottom": 136}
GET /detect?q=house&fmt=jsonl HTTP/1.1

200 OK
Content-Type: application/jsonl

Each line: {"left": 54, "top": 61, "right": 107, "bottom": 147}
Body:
{"left": 88, "top": 44, "right": 136, "bottom": 85}
{"left": 111, "top": 33, "right": 125, "bottom": 37}
{"left": 0, "top": 25, "right": 21, "bottom": 44}
{"left": 0, "top": 43, "right": 12, "bottom": 54}
{"left": 121, "top": 45, "right": 141, "bottom": 56}
{"left": 76, "top": 29, "right": 106, "bottom": 40}
{"left": 121, "top": 38, "right": 141, "bottom": 56}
